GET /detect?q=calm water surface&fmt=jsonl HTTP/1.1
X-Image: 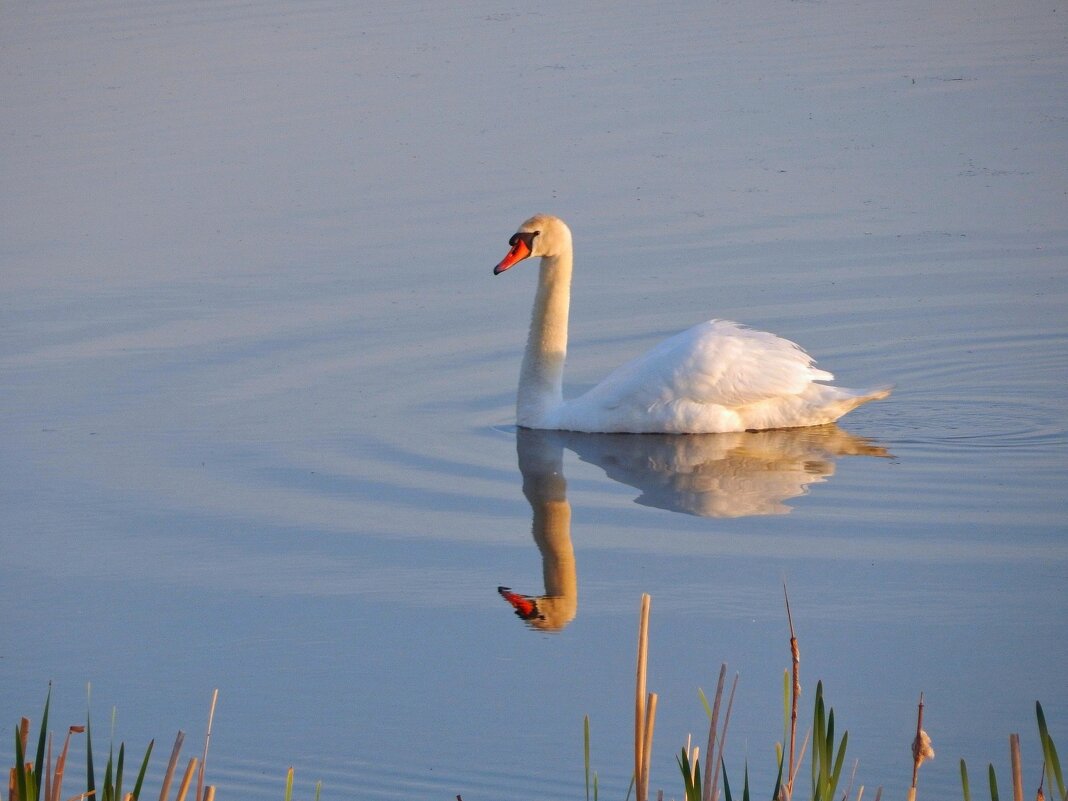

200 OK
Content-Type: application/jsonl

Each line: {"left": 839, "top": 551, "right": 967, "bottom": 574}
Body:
{"left": 3, "top": 2, "right": 1066, "bottom": 799}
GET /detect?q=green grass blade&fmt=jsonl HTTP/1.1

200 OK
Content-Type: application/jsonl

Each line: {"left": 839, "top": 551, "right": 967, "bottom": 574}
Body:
{"left": 102, "top": 742, "right": 114, "bottom": 801}
{"left": 35, "top": 685, "right": 52, "bottom": 792}
{"left": 283, "top": 766, "right": 294, "bottom": 801}
{"left": 15, "top": 726, "right": 32, "bottom": 801}
{"left": 1037, "top": 701, "right": 1066, "bottom": 800}
{"left": 699, "top": 688, "right": 713, "bottom": 720}
{"left": 676, "top": 748, "right": 702, "bottom": 801}
{"left": 584, "top": 715, "right": 591, "bottom": 801}
{"left": 830, "top": 731, "right": 849, "bottom": 793}
{"left": 741, "top": 760, "right": 750, "bottom": 801}
{"left": 130, "top": 739, "right": 154, "bottom": 801}
{"left": 85, "top": 690, "right": 95, "bottom": 801}
{"left": 824, "top": 706, "right": 837, "bottom": 798}
{"left": 960, "top": 758, "right": 971, "bottom": 801}
{"left": 1048, "top": 738, "right": 1066, "bottom": 801}
{"left": 720, "top": 757, "right": 732, "bottom": 801}
{"left": 315, "top": 779, "right": 322, "bottom": 801}
{"left": 988, "top": 763, "right": 999, "bottom": 801}
{"left": 813, "top": 683, "right": 826, "bottom": 798}
{"left": 114, "top": 741, "right": 125, "bottom": 801}
{"left": 826, "top": 708, "right": 835, "bottom": 769}
{"left": 772, "top": 740, "right": 785, "bottom": 801}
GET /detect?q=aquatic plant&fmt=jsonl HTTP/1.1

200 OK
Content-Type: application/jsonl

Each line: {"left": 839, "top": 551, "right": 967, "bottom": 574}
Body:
{"left": 959, "top": 701, "right": 1065, "bottom": 801}
{"left": 584, "top": 715, "right": 599, "bottom": 801}
{"left": 9, "top": 686, "right": 319, "bottom": 801}
{"left": 809, "top": 681, "right": 848, "bottom": 801}
{"left": 907, "top": 692, "right": 934, "bottom": 801}
{"left": 10, "top": 684, "right": 156, "bottom": 801}
{"left": 587, "top": 593, "right": 1060, "bottom": 801}
{"left": 282, "top": 767, "right": 321, "bottom": 801}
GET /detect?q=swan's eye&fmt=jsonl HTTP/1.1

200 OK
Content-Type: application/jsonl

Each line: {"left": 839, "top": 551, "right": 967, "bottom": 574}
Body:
{"left": 509, "top": 231, "right": 539, "bottom": 250}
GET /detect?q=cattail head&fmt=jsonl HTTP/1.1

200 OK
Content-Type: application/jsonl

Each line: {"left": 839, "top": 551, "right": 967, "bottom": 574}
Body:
{"left": 911, "top": 729, "right": 935, "bottom": 766}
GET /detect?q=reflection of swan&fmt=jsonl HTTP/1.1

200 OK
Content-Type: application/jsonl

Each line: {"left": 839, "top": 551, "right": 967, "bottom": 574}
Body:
{"left": 498, "top": 428, "right": 578, "bottom": 631}
{"left": 493, "top": 215, "right": 890, "bottom": 433}
{"left": 561, "top": 425, "right": 888, "bottom": 518}
{"left": 497, "top": 425, "right": 890, "bottom": 629}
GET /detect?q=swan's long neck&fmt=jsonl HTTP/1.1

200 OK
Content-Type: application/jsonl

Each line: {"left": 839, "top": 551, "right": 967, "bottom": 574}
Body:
{"left": 517, "top": 251, "right": 572, "bottom": 427}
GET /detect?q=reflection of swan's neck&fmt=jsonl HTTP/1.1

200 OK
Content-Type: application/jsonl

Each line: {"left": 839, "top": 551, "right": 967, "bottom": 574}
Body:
{"left": 516, "top": 428, "right": 578, "bottom": 631}
{"left": 532, "top": 494, "right": 576, "bottom": 610}
{"left": 518, "top": 253, "right": 572, "bottom": 427}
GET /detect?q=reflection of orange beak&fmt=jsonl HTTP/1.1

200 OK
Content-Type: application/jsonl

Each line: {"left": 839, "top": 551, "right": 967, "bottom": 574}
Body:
{"left": 498, "top": 586, "right": 540, "bottom": 620}
{"left": 493, "top": 239, "right": 531, "bottom": 274}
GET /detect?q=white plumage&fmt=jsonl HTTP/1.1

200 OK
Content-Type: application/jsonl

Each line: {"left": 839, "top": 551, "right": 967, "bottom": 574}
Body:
{"left": 493, "top": 215, "right": 889, "bottom": 434}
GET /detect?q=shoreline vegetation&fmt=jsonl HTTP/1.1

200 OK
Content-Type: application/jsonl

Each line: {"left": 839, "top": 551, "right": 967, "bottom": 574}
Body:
{"left": 588, "top": 592, "right": 1064, "bottom": 801}
{"left": 10, "top": 593, "right": 1063, "bottom": 801}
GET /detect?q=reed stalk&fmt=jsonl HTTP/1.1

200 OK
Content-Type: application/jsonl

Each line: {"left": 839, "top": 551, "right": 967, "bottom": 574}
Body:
{"left": 48, "top": 726, "right": 84, "bottom": 801}
{"left": 640, "top": 693, "right": 659, "bottom": 801}
{"left": 783, "top": 584, "right": 800, "bottom": 797}
{"left": 635, "top": 594, "right": 651, "bottom": 800}
{"left": 194, "top": 691, "right": 218, "bottom": 801}
{"left": 700, "top": 664, "right": 727, "bottom": 801}
{"left": 175, "top": 758, "right": 197, "bottom": 801}
{"left": 635, "top": 594, "right": 655, "bottom": 801}
{"left": 158, "top": 732, "right": 185, "bottom": 801}
{"left": 1009, "top": 734, "right": 1023, "bottom": 801}
{"left": 709, "top": 674, "right": 739, "bottom": 801}
{"left": 909, "top": 693, "right": 936, "bottom": 800}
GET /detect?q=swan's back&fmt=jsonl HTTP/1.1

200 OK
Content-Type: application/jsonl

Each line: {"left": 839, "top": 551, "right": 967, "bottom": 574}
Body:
{"left": 546, "top": 320, "right": 888, "bottom": 434}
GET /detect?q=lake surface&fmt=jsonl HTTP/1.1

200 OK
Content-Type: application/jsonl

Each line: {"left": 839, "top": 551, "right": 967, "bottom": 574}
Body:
{"left": 2, "top": 2, "right": 1066, "bottom": 799}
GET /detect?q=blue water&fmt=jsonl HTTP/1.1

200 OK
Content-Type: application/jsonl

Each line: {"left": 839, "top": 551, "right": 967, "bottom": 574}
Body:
{"left": 3, "top": 2, "right": 1066, "bottom": 799}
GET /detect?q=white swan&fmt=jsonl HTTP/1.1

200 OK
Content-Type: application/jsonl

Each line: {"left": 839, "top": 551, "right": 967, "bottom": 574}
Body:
{"left": 493, "top": 214, "right": 890, "bottom": 434}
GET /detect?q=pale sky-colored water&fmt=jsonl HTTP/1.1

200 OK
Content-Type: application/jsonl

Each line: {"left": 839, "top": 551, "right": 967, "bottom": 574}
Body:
{"left": 2, "top": 2, "right": 1067, "bottom": 799}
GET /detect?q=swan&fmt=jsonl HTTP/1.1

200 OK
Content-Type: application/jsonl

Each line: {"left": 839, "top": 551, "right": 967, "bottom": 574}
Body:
{"left": 493, "top": 214, "right": 890, "bottom": 434}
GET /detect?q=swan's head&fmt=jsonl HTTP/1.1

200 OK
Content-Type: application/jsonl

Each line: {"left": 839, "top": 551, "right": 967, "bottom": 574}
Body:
{"left": 493, "top": 214, "right": 572, "bottom": 275}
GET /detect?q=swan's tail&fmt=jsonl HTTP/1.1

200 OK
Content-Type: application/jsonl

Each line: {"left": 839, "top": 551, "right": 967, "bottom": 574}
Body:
{"left": 836, "top": 384, "right": 893, "bottom": 416}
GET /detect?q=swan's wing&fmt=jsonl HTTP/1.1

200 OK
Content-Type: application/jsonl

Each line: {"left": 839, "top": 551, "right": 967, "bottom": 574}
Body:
{"left": 578, "top": 320, "right": 833, "bottom": 411}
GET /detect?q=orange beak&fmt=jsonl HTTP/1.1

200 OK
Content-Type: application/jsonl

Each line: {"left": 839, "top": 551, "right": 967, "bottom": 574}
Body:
{"left": 493, "top": 238, "right": 531, "bottom": 274}
{"left": 498, "top": 586, "right": 540, "bottom": 620}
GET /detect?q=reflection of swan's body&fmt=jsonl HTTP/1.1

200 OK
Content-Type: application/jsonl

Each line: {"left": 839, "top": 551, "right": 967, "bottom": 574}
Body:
{"left": 557, "top": 425, "right": 889, "bottom": 517}
{"left": 494, "top": 215, "right": 890, "bottom": 433}
{"left": 498, "top": 425, "right": 890, "bottom": 629}
{"left": 498, "top": 429, "right": 578, "bottom": 631}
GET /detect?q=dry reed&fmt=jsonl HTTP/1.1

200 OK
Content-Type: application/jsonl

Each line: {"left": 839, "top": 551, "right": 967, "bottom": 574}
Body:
{"left": 634, "top": 593, "right": 657, "bottom": 801}
{"left": 176, "top": 757, "right": 198, "bottom": 801}
{"left": 908, "top": 692, "right": 934, "bottom": 801}
{"left": 700, "top": 664, "right": 726, "bottom": 801}
{"left": 195, "top": 690, "right": 219, "bottom": 801}
{"left": 158, "top": 731, "right": 186, "bottom": 801}
{"left": 1009, "top": 733, "right": 1023, "bottom": 801}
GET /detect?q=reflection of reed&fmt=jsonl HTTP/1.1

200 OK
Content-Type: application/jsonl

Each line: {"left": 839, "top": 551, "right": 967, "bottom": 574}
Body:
{"left": 557, "top": 424, "right": 890, "bottom": 517}
{"left": 499, "top": 425, "right": 890, "bottom": 630}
